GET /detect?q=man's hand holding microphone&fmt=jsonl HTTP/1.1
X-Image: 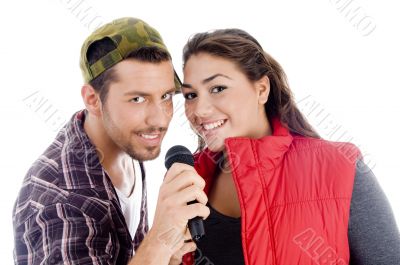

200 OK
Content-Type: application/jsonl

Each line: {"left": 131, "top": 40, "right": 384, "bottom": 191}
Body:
{"left": 130, "top": 146, "right": 209, "bottom": 265}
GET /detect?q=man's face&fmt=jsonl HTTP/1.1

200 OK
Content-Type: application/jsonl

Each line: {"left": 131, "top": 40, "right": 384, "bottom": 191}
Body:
{"left": 101, "top": 59, "right": 176, "bottom": 161}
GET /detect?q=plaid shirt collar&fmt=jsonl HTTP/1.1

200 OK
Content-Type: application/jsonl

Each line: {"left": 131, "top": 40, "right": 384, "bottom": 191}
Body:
{"left": 57, "top": 109, "right": 114, "bottom": 191}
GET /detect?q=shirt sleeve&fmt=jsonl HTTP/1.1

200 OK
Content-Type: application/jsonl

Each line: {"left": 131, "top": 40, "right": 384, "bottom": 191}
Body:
{"left": 348, "top": 159, "right": 400, "bottom": 264}
{"left": 14, "top": 202, "right": 114, "bottom": 265}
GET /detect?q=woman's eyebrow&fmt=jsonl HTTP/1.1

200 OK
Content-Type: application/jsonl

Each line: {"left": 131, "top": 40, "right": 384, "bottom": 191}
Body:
{"left": 202, "top": 73, "right": 231, "bottom": 84}
{"left": 182, "top": 73, "right": 232, "bottom": 89}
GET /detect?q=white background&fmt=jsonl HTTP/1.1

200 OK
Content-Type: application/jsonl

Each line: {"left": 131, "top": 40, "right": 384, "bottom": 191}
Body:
{"left": 1, "top": 0, "right": 399, "bottom": 263}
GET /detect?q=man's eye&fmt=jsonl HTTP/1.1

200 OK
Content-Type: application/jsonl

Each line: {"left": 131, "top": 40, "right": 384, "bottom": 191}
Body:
{"left": 130, "top": 96, "right": 145, "bottom": 103}
{"left": 162, "top": 92, "right": 174, "bottom": 101}
{"left": 210, "top": 86, "right": 227, "bottom": 93}
{"left": 183, "top": 93, "right": 197, "bottom": 100}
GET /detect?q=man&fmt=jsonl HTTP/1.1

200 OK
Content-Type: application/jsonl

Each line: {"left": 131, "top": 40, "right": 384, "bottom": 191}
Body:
{"left": 13, "top": 17, "right": 209, "bottom": 265}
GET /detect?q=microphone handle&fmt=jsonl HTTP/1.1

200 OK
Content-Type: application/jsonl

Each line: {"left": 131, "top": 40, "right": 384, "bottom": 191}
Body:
{"left": 187, "top": 200, "right": 205, "bottom": 241}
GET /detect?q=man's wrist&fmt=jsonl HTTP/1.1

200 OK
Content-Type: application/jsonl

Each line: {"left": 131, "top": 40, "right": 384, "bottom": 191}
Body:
{"left": 128, "top": 228, "right": 173, "bottom": 265}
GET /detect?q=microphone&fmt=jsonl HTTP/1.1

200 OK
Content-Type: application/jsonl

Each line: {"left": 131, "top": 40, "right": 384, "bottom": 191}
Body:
{"left": 165, "top": 145, "right": 205, "bottom": 242}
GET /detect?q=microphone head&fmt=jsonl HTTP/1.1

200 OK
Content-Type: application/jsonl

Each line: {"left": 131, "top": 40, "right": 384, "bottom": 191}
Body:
{"left": 165, "top": 145, "right": 194, "bottom": 169}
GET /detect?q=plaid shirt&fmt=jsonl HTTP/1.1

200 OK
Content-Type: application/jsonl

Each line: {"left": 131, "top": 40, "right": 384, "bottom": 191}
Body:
{"left": 13, "top": 110, "right": 148, "bottom": 265}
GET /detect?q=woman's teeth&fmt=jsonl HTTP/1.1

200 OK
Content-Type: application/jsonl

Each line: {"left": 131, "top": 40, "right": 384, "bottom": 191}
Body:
{"left": 203, "top": 120, "right": 225, "bottom": 131}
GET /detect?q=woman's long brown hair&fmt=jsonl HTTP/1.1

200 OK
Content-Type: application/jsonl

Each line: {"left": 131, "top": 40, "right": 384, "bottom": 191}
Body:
{"left": 182, "top": 29, "right": 321, "bottom": 151}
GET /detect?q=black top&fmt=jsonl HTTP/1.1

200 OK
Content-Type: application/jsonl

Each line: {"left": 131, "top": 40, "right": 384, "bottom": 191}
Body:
{"left": 194, "top": 160, "right": 400, "bottom": 265}
{"left": 194, "top": 202, "right": 243, "bottom": 265}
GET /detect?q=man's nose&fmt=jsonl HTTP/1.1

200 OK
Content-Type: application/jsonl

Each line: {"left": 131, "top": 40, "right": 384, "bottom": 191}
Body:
{"left": 145, "top": 101, "right": 173, "bottom": 128}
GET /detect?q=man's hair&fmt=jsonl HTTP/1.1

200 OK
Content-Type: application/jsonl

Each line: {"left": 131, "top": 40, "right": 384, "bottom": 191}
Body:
{"left": 86, "top": 38, "right": 171, "bottom": 103}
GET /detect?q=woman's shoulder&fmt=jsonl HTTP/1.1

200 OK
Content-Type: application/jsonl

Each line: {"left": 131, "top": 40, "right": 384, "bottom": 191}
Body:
{"left": 290, "top": 134, "right": 359, "bottom": 151}
{"left": 289, "top": 135, "right": 362, "bottom": 163}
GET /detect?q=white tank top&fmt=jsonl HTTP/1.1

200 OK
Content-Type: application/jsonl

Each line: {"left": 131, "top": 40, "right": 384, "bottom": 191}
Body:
{"left": 115, "top": 159, "right": 143, "bottom": 238}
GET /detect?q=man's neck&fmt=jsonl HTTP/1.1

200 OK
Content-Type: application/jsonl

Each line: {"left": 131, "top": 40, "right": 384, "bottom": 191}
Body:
{"left": 83, "top": 112, "right": 135, "bottom": 196}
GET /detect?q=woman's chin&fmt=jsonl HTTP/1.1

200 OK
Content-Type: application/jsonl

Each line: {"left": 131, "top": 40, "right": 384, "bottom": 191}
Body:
{"left": 205, "top": 140, "right": 225, "bottom": 153}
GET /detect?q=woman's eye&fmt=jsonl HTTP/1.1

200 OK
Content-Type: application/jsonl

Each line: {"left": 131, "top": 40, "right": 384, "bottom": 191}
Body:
{"left": 130, "top": 96, "right": 146, "bottom": 103}
{"left": 210, "top": 86, "right": 227, "bottom": 93}
{"left": 184, "top": 93, "right": 197, "bottom": 100}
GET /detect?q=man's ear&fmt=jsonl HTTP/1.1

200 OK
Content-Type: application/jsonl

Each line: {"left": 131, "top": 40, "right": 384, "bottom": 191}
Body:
{"left": 81, "top": 84, "right": 102, "bottom": 117}
{"left": 256, "top": 75, "right": 270, "bottom": 105}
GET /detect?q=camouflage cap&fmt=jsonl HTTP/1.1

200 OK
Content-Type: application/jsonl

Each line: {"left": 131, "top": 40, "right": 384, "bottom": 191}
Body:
{"left": 79, "top": 17, "right": 181, "bottom": 91}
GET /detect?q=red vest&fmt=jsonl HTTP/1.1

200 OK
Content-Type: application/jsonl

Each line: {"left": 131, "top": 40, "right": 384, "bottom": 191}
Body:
{"left": 183, "top": 117, "right": 361, "bottom": 265}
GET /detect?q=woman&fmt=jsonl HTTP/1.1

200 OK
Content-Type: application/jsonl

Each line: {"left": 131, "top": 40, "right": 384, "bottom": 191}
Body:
{"left": 180, "top": 29, "right": 400, "bottom": 265}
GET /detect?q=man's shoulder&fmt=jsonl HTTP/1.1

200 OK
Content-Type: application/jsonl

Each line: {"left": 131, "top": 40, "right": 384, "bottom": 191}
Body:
{"left": 28, "top": 138, "right": 63, "bottom": 184}
{"left": 13, "top": 124, "right": 112, "bottom": 228}
{"left": 13, "top": 165, "right": 112, "bottom": 229}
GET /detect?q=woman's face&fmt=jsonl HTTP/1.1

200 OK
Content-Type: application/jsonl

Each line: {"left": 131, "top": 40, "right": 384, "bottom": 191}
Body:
{"left": 182, "top": 52, "right": 271, "bottom": 152}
